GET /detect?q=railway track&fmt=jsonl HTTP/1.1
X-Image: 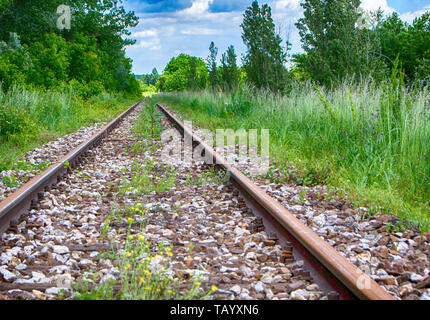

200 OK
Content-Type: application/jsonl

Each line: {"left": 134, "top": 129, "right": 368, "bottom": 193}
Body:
{"left": 0, "top": 101, "right": 402, "bottom": 300}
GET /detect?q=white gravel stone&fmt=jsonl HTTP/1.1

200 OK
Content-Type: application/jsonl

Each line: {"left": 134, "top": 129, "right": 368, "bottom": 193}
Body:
{"left": 230, "top": 285, "right": 242, "bottom": 295}
{"left": 395, "top": 242, "right": 409, "bottom": 254}
{"left": 290, "top": 289, "right": 310, "bottom": 300}
{"left": 15, "top": 264, "right": 27, "bottom": 271}
{"left": 0, "top": 267, "right": 17, "bottom": 282}
{"left": 45, "top": 287, "right": 61, "bottom": 295}
{"left": 254, "top": 281, "right": 265, "bottom": 293}
{"left": 53, "top": 245, "right": 70, "bottom": 255}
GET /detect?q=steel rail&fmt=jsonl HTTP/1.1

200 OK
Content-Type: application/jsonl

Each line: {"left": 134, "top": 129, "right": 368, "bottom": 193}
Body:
{"left": 158, "top": 103, "right": 395, "bottom": 301}
{"left": 0, "top": 101, "right": 141, "bottom": 235}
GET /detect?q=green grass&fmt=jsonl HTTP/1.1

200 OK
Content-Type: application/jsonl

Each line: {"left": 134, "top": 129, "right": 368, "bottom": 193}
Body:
{"left": 149, "top": 80, "right": 430, "bottom": 231}
{"left": 0, "top": 84, "right": 138, "bottom": 171}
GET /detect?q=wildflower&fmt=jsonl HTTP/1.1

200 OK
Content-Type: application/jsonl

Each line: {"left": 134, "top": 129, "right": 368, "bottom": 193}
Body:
{"left": 211, "top": 285, "right": 218, "bottom": 292}
{"left": 124, "top": 263, "right": 131, "bottom": 269}
{"left": 139, "top": 277, "right": 145, "bottom": 284}
{"left": 128, "top": 235, "right": 134, "bottom": 240}
{"left": 137, "top": 234, "right": 145, "bottom": 242}
{"left": 127, "top": 217, "right": 135, "bottom": 225}
{"left": 125, "top": 251, "right": 132, "bottom": 257}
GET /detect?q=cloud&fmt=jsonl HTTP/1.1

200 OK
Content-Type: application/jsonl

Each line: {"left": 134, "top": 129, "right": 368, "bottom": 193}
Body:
{"left": 178, "top": 0, "right": 214, "bottom": 18}
{"left": 132, "top": 29, "right": 159, "bottom": 38}
{"left": 133, "top": 37, "right": 162, "bottom": 50}
{"left": 181, "top": 27, "right": 221, "bottom": 35}
{"left": 126, "top": 0, "right": 429, "bottom": 74}
{"left": 360, "top": 0, "right": 395, "bottom": 14}
{"left": 400, "top": 5, "right": 430, "bottom": 23}
{"left": 273, "top": 0, "right": 301, "bottom": 14}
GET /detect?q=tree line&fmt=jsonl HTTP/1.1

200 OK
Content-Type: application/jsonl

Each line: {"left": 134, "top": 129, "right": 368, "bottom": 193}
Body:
{"left": 157, "top": 0, "right": 430, "bottom": 93}
{"left": 0, "top": 0, "right": 141, "bottom": 97}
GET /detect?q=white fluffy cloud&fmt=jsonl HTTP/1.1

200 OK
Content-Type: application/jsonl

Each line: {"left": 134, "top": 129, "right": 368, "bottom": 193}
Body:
{"left": 132, "top": 29, "right": 159, "bottom": 38}
{"left": 400, "top": 5, "right": 430, "bottom": 23}
{"left": 177, "top": 0, "right": 214, "bottom": 19}
{"left": 360, "top": 0, "right": 395, "bottom": 13}
{"left": 181, "top": 27, "right": 221, "bottom": 35}
{"left": 273, "top": 0, "right": 301, "bottom": 14}
{"left": 134, "top": 37, "right": 161, "bottom": 51}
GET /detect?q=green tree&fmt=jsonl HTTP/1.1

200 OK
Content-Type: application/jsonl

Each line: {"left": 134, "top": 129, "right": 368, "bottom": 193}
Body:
{"left": 207, "top": 41, "right": 219, "bottom": 89}
{"left": 0, "top": 0, "right": 140, "bottom": 95}
{"left": 220, "top": 45, "right": 240, "bottom": 91}
{"left": 151, "top": 68, "right": 160, "bottom": 85}
{"left": 241, "top": 0, "right": 287, "bottom": 92}
{"left": 374, "top": 12, "right": 430, "bottom": 82}
{"left": 295, "top": 0, "right": 386, "bottom": 87}
{"left": 27, "top": 33, "right": 70, "bottom": 88}
{"left": 157, "top": 54, "right": 208, "bottom": 92}
{"left": 67, "top": 33, "right": 103, "bottom": 83}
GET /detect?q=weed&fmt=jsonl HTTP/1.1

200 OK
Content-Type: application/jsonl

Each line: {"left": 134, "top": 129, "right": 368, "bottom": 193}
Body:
{"left": 74, "top": 222, "right": 213, "bottom": 300}
{"left": 1, "top": 174, "right": 18, "bottom": 188}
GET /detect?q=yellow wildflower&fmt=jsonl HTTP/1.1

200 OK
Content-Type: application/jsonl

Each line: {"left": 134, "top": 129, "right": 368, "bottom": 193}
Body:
{"left": 211, "top": 285, "right": 218, "bottom": 292}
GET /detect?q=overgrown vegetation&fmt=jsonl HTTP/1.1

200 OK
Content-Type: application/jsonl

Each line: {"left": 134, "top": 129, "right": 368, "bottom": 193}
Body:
{"left": 0, "top": 0, "right": 140, "bottom": 95}
{"left": 151, "top": 79, "right": 430, "bottom": 231}
{"left": 0, "top": 0, "right": 142, "bottom": 172}
{"left": 0, "top": 85, "right": 134, "bottom": 171}
{"left": 74, "top": 206, "right": 214, "bottom": 300}
{"left": 72, "top": 106, "right": 215, "bottom": 300}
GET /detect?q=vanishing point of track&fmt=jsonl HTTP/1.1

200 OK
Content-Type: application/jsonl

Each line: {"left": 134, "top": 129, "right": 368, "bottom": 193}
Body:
{"left": 0, "top": 100, "right": 395, "bottom": 300}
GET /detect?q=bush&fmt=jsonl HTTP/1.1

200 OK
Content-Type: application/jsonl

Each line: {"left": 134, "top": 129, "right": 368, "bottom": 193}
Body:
{"left": 0, "top": 104, "right": 32, "bottom": 140}
{"left": 0, "top": 51, "right": 27, "bottom": 91}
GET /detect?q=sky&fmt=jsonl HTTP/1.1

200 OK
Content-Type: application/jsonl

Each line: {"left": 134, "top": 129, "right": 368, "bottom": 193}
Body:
{"left": 123, "top": 0, "right": 430, "bottom": 75}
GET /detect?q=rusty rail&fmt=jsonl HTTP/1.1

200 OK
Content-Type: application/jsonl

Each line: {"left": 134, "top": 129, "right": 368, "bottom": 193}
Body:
{"left": 158, "top": 103, "right": 395, "bottom": 301}
{"left": 0, "top": 101, "right": 141, "bottom": 235}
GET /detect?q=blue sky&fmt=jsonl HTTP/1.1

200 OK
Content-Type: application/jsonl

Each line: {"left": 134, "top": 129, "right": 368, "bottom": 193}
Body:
{"left": 123, "top": 0, "right": 430, "bottom": 75}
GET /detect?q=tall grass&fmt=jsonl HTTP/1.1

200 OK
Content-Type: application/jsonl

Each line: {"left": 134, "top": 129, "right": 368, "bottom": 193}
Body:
{"left": 151, "top": 80, "right": 430, "bottom": 230}
{"left": 0, "top": 84, "right": 136, "bottom": 170}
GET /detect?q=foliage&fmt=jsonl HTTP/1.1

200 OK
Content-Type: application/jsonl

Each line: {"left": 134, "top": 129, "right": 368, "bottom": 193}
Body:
{"left": 207, "top": 41, "right": 219, "bottom": 90}
{"left": 0, "top": 0, "right": 141, "bottom": 96}
{"left": 26, "top": 33, "right": 70, "bottom": 88}
{"left": 295, "top": 0, "right": 387, "bottom": 87}
{"left": 241, "top": 0, "right": 288, "bottom": 92}
{"left": 0, "top": 84, "right": 135, "bottom": 171}
{"left": 137, "top": 68, "right": 160, "bottom": 86}
{"left": 219, "top": 45, "right": 240, "bottom": 92}
{"left": 375, "top": 12, "right": 430, "bottom": 82}
{"left": 157, "top": 54, "right": 208, "bottom": 92}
